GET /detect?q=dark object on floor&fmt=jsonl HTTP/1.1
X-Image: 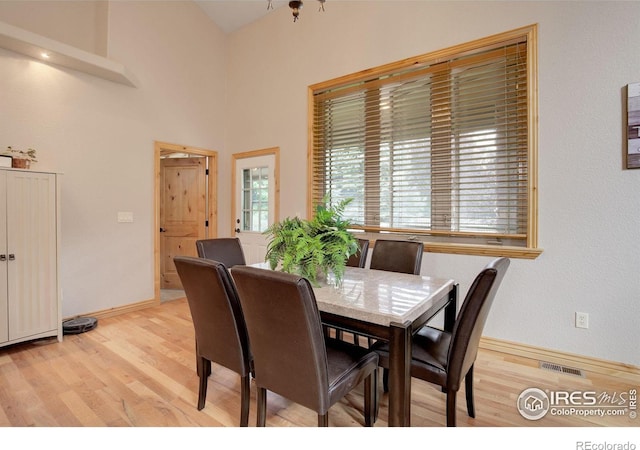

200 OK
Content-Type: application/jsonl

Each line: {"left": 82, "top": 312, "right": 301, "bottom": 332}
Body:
{"left": 63, "top": 317, "right": 98, "bottom": 334}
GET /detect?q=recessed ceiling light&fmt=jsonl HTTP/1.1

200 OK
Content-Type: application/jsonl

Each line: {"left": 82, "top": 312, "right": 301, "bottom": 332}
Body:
{"left": 41, "top": 52, "right": 50, "bottom": 59}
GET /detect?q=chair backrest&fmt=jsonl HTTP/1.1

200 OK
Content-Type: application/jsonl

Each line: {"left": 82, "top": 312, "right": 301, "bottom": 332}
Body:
{"left": 369, "top": 239, "right": 423, "bottom": 275}
{"left": 230, "top": 266, "right": 331, "bottom": 413}
{"left": 346, "top": 238, "right": 370, "bottom": 268}
{"left": 196, "top": 238, "right": 246, "bottom": 268}
{"left": 174, "top": 256, "right": 251, "bottom": 376}
{"left": 446, "top": 257, "right": 510, "bottom": 389}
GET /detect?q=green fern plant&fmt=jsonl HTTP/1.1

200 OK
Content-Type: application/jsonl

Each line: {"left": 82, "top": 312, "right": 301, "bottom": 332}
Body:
{"left": 264, "top": 198, "right": 358, "bottom": 286}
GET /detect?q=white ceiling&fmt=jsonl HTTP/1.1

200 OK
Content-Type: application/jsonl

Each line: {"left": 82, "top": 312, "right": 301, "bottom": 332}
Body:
{"left": 195, "top": 0, "right": 288, "bottom": 34}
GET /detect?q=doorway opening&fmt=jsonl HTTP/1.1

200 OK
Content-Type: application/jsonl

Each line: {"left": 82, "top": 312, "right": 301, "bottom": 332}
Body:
{"left": 154, "top": 141, "right": 218, "bottom": 303}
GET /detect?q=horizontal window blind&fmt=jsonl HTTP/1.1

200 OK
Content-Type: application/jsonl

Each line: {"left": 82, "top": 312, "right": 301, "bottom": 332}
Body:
{"left": 310, "top": 27, "right": 537, "bottom": 252}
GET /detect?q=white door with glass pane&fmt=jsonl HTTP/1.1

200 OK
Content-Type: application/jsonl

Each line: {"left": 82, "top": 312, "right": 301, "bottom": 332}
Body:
{"left": 234, "top": 154, "right": 276, "bottom": 264}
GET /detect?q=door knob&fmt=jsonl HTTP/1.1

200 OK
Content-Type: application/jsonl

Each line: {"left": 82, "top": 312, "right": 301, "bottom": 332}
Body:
{"left": 160, "top": 227, "right": 166, "bottom": 232}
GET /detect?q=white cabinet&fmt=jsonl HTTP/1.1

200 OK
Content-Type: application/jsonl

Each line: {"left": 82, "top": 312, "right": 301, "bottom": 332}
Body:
{"left": 0, "top": 169, "right": 61, "bottom": 347}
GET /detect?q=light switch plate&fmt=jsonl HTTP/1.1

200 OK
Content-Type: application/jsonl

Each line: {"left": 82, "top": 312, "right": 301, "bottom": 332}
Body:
{"left": 117, "top": 211, "right": 134, "bottom": 223}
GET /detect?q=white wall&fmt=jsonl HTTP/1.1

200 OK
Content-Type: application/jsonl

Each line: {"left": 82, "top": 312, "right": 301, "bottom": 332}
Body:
{"left": 224, "top": 1, "right": 640, "bottom": 366}
{"left": 0, "top": 1, "right": 227, "bottom": 318}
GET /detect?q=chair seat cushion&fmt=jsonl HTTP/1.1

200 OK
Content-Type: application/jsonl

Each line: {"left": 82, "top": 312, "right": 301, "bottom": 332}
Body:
{"left": 411, "top": 327, "right": 450, "bottom": 383}
{"left": 324, "top": 337, "right": 379, "bottom": 407}
{"left": 372, "top": 326, "right": 450, "bottom": 386}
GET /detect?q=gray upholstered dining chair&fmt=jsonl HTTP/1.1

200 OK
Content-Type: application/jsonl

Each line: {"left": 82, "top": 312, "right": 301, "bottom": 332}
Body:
{"left": 372, "top": 257, "right": 510, "bottom": 426}
{"left": 174, "top": 256, "right": 252, "bottom": 426}
{"left": 230, "top": 265, "right": 379, "bottom": 427}
{"left": 196, "top": 237, "right": 246, "bottom": 268}
{"left": 369, "top": 239, "right": 423, "bottom": 275}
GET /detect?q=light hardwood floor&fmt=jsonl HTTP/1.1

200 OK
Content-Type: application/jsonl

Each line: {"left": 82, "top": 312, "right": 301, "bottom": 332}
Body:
{"left": 0, "top": 297, "right": 637, "bottom": 428}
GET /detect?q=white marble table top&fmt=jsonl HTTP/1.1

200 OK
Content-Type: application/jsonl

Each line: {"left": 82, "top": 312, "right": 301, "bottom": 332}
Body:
{"left": 251, "top": 263, "right": 455, "bottom": 327}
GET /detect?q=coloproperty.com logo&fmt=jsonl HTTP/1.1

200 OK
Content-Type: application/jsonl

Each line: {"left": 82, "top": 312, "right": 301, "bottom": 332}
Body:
{"left": 517, "top": 387, "right": 637, "bottom": 421}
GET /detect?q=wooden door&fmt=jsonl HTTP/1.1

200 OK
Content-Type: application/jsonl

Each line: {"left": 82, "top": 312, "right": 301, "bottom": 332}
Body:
{"left": 160, "top": 157, "right": 207, "bottom": 289}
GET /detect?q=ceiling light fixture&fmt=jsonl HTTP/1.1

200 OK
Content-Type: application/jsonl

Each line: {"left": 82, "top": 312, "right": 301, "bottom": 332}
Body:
{"left": 289, "top": 1, "right": 303, "bottom": 22}
{"left": 267, "top": 0, "right": 326, "bottom": 22}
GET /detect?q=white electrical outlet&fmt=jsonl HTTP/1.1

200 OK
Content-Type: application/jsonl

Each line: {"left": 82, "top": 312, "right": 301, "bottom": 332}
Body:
{"left": 575, "top": 312, "right": 589, "bottom": 329}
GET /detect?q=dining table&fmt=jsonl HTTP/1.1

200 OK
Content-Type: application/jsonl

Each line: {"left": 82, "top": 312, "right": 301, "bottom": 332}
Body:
{"left": 252, "top": 263, "right": 458, "bottom": 427}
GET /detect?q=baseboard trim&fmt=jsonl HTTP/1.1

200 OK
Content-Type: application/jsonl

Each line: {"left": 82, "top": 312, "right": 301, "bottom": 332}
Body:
{"left": 63, "top": 298, "right": 159, "bottom": 322}
{"left": 480, "top": 336, "right": 639, "bottom": 378}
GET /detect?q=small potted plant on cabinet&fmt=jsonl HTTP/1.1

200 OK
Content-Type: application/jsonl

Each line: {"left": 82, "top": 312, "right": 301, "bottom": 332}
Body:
{"left": 2, "top": 146, "right": 37, "bottom": 169}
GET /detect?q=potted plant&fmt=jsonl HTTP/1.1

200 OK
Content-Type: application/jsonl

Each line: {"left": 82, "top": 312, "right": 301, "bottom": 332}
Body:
{"left": 3, "top": 146, "right": 37, "bottom": 169}
{"left": 264, "top": 197, "right": 358, "bottom": 286}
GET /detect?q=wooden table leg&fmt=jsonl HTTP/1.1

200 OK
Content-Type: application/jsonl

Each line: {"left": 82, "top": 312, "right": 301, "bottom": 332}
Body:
{"left": 388, "top": 321, "right": 412, "bottom": 427}
{"left": 444, "top": 283, "right": 458, "bottom": 333}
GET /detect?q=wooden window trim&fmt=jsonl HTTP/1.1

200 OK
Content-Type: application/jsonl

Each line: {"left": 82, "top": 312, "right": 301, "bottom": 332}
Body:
{"left": 307, "top": 25, "right": 542, "bottom": 259}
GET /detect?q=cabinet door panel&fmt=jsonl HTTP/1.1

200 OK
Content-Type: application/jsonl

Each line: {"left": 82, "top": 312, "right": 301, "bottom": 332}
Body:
{"left": 6, "top": 171, "right": 57, "bottom": 341}
{"left": 0, "top": 171, "right": 7, "bottom": 343}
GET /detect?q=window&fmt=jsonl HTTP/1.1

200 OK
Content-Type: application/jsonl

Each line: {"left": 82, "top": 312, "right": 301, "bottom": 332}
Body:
{"left": 309, "top": 25, "right": 541, "bottom": 259}
{"left": 241, "top": 166, "right": 270, "bottom": 232}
